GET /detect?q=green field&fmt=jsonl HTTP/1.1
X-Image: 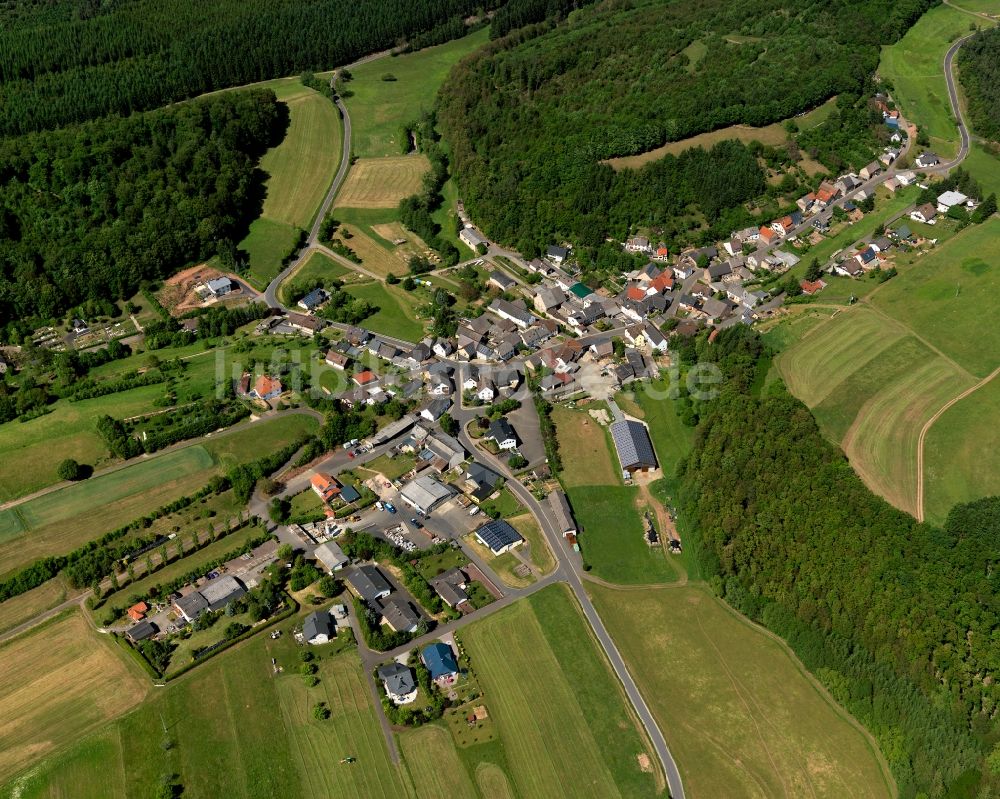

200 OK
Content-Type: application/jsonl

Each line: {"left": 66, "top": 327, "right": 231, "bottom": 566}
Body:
{"left": 923, "top": 372, "right": 1000, "bottom": 525}
{"left": 201, "top": 412, "right": 319, "bottom": 468}
{"left": 241, "top": 216, "right": 303, "bottom": 289}
{"left": 589, "top": 583, "right": 893, "bottom": 798}
{"left": 0, "top": 577, "right": 67, "bottom": 635}
{"left": 552, "top": 406, "right": 621, "bottom": 489}
{"left": 399, "top": 726, "right": 478, "bottom": 798}
{"left": 278, "top": 250, "right": 353, "bottom": 304}
{"left": 880, "top": 3, "right": 992, "bottom": 157}
{"left": 619, "top": 381, "right": 695, "bottom": 477}
{"left": 259, "top": 85, "right": 342, "bottom": 229}
{"left": 460, "top": 584, "right": 662, "bottom": 798}
{"left": 341, "top": 30, "right": 489, "bottom": 157}
{"left": 964, "top": 143, "right": 1000, "bottom": 196}
{"left": 345, "top": 280, "right": 425, "bottom": 342}
{"left": 872, "top": 217, "right": 1000, "bottom": 378}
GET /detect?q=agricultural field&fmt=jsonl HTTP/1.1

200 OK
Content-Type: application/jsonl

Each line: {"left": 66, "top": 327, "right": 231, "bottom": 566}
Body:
{"left": 258, "top": 85, "right": 342, "bottom": 229}
{"left": 551, "top": 406, "right": 621, "bottom": 489}
{"left": 336, "top": 155, "right": 430, "bottom": 208}
{"left": 399, "top": 726, "right": 478, "bottom": 798}
{"left": 922, "top": 372, "right": 1000, "bottom": 525}
{"left": 201, "top": 413, "right": 319, "bottom": 469}
{"left": 460, "top": 584, "right": 662, "bottom": 798}
{"left": 589, "top": 583, "right": 893, "bottom": 799}
{"left": 879, "top": 2, "right": 990, "bottom": 157}
{"left": 344, "top": 280, "right": 426, "bottom": 342}
{"left": 241, "top": 216, "right": 304, "bottom": 290}
{"left": 964, "top": 143, "right": 1000, "bottom": 197}
{"left": 871, "top": 217, "right": 1000, "bottom": 378}
{"left": 0, "top": 611, "right": 148, "bottom": 785}
{"left": 339, "top": 30, "right": 489, "bottom": 158}
{"left": 0, "top": 577, "right": 67, "bottom": 636}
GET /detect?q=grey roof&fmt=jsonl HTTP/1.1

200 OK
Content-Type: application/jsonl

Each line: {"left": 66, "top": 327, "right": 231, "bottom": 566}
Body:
{"left": 548, "top": 491, "right": 576, "bottom": 534}
{"left": 487, "top": 418, "right": 517, "bottom": 444}
{"left": 348, "top": 565, "right": 392, "bottom": 603}
{"left": 314, "top": 540, "right": 348, "bottom": 571}
{"left": 206, "top": 276, "right": 232, "bottom": 293}
{"left": 303, "top": 611, "right": 335, "bottom": 642}
{"left": 400, "top": 475, "right": 454, "bottom": 513}
{"left": 380, "top": 598, "right": 420, "bottom": 632}
{"left": 547, "top": 245, "right": 569, "bottom": 260}
{"left": 609, "top": 419, "right": 657, "bottom": 471}
{"left": 200, "top": 575, "right": 247, "bottom": 612}
{"left": 432, "top": 579, "right": 468, "bottom": 608}
{"left": 126, "top": 620, "right": 158, "bottom": 641}
{"left": 476, "top": 519, "right": 524, "bottom": 554}
{"left": 377, "top": 661, "right": 416, "bottom": 697}
{"left": 489, "top": 270, "right": 516, "bottom": 288}
{"left": 421, "top": 398, "right": 451, "bottom": 420}
{"left": 175, "top": 591, "right": 209, "bottom": 620}
{"left": 298, "top": 287, "right": 328, "bottom": 310}
{"left": 467, "top": 462, "right": 501, "bottom": 492}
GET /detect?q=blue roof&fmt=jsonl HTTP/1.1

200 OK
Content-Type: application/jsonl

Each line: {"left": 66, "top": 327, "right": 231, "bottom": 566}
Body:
{"left": 422, "top": 642, "right": 458, "bottom": 679}
{"left": 475, "top": 518, "right": 524, "bottom": 553}
{"left": 339, "top": 485, "right": 361, "bottom": 503}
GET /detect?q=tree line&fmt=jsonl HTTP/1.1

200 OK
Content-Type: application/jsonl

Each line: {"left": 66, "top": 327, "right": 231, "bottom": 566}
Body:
{"left": 958, "top": 28, "right": 1000, "bottom": 143}
{"left": 676, "top": 326, "right": 1000, "bottom": 797}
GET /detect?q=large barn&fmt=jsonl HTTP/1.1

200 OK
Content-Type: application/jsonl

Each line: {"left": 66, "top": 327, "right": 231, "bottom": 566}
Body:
{"left": 609, "top": 419, "right": 657, "bottom": 474}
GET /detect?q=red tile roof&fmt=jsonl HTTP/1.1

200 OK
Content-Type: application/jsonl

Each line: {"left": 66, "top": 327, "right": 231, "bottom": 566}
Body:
{"left": 353, "top": 370, "right": 377, "bottom": 385}
{"left": 626, "top": 285, "right": 646, "bottom": 302}
{"left": 253, "top": 375, "right": 282, "bottom": 397}
{"left": 800, "top": 279, "right": 826, "bottom": 295}
{"left": 650, "top": 273, "right": 674, "bottom": 292}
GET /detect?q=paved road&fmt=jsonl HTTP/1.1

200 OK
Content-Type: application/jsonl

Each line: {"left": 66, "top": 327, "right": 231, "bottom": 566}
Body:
{"left": 941, "top": 33, "right": 974, "bottom": 168}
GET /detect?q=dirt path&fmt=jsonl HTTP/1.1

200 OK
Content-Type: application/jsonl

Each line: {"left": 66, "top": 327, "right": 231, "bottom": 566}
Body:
{"left": 915, "top": 365, "right": 1000, "bottom": 522}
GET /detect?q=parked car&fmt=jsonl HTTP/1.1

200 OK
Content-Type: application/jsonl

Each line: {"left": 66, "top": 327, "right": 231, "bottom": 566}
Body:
{"left": 348, "top": 451, "right": 355, "bottom": 459}
{"left": 410, "top": 518, "right": 423, "bottom": 529}
{"left": 375, "top": 501, "right": 384, "bottom": 511}
{"left": 384, "top": 502, "right": 397, "bottom": 514}
{"left": 468, "top": 506, "right": 480, "bottom": 516}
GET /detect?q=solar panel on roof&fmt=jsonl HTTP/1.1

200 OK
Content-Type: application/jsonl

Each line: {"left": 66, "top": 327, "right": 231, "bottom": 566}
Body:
{"left": 610, "top": 420, "right": 657, "bottom": 470}
{"left": 476, "top": 519, "right": 523, "bottom": 552}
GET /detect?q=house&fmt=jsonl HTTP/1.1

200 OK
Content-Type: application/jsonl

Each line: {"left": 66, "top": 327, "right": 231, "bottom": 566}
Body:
{"left": 127, "top": 601, "right": 148, "bottom": 622}
{"left": 378, "top": 661, "right": 418, "bottom": 704}
{"left": 796, "top": 193, "right": 816, "bottom": 214}
{"left": 893, "top": 224, "right": 914, "bottom": 241}
{"left": 915, "top": 152, "right": 941, "bottom": 168}
{"left": 735, "top": 226, "right": 759, "bottom": 242}
{"left": 911, "top": 203, "right": 937, "bottom": 224}
{"left": 879, "top": 148, "right": 899, "bottom": 167}
{"left": 625, "top": 236, "right": 652, "bottom": 253}
{"left": 488, "top": 270, "right": 516, "bottom": 292}
{"left": 303, "top": 611, "right": 336, "bottom": 644}
{"left": 431, "top": 569, "right": 470, "bottom": 609}
{"left": 700, "top": 297, "right": 731, "bottom": 324}
{"left": 324, "top": 350, "right": 350, "bottom": 370}
{"left": 835, "top": 174, "right": 861, "bottom": 195}
{"left": 126, "top": 620, "right": 158, "bottom": 642}
{"left": 546, "top": 245, "right": 569, "bottom": 265}
{"left": 174, "top": 590, "right": 209, "bottom": 623}
{"left": 251, "top": 375, "right": 283, "bottom": 401}
{"left": 590, "top": 340, "right": 614, "bottom": 360}
{"left": 399, "top": 475, "right": 454, "bottom": 515}
{"left": 465, "top": 366, "right": 496, "bottom": 402}
{"left": 533, "top": 286, "right": 566, "bottom": 314}
{"left": 200, "top": 576, "right": 247, "bottom": 612}
{"left": 314, "top": 540, "right": 349, "bottom": 572}
{"left": 297, "top": 288, "right": 329, "bottom": 312}
{"left": 859, "top": 161, "right": 881, "bottom": 181}
{"left": 487, "top": 418, "right": 518, "bottom": 450}
{"left": 475, "top": 518, "right": 524, "bottom": 555}
{"left": 422, "top": 642, "right": 459, "bottom": 680}
{"left": 419, "top": 397, "right": 451, "bottom": 422}
{"left": 855, "top": 246, "right": 878, "bottom": 268}
{"left": 896, "top": 171, "right": 917, "bottom": 186}
{"left": 339, "top": 484, "right": 361, "bottom": 503}
{"left": 432, "top": 338, "right": 454, "bottom": 359}
{"left": 380, "top": 598, "right": 420, "bottom": 633}
{"left": 702, "top": 261, "right": 732, "bottom": 283}
{"left": 871, "top": 236, "right": 893, "bottom": 252}
{"left": 609, "top": 419, "right": 657, "bottom": 473}
{"left": 759, "top": 226, "right": 778, "bottom": 245}
{"left": 548, "top": 491, "right": 577, "bottom": 536}
{"left": 347, "top": 565, "right": 392, "bottom": 604}
{"left": 424, "top": 431, "right": 467, "bottom": 470}
{"left": 204, "top": 276, "right": 233, "bottom": 297}
{"left": 408, "top": 342, "right": 432, "bottom": 365}
{"left": 460, "top": 226, "right": 488, "bottom": 250}
{"left": 466, "top": 462, "right": 502, "bottom": 501}
{"left": 353, "top": 370, "right": 377, "bottom": 386}
{"left": 834, "top": 259, "right": 864, "bottom": 277}
{"left": 937, "top": 190, "right": 969, "bottom": 211}
{"left": 311, "top": 472, "right": 341, "bottom": 502}
{"left": 800, "top": 279, "right": 827, "bottom": 295}
{"left": 883, "top": 177, "right": 901, "bottom": 193}
{"left": 489, "top": 299, "right": 535, "bottom": 329}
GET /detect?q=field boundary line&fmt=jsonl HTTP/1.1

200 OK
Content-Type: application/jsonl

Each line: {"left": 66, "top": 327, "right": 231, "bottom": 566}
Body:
{"left": 916, "top": 365, "right": 1000, "bottom": 521}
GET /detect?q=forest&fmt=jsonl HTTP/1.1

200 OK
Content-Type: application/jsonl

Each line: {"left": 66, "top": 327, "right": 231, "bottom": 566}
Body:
{"left": 0, "top": 0, "right": 500, "bottom": 135}
{"left": 438, "top": 0, "right": 938, "bottom": 255}
{"left": 0, "top": 90, "right": 284, "bottom": 321}
{"left": 676, "top": 327, "right": 1000, "bottom": 798}
{"left": 958, "top": 28, "right": 1000, "bottom": 142}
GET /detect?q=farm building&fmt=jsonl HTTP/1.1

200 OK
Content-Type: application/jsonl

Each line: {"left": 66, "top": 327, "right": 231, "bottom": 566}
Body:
{"left": 200, "top": 575, "right": 247, "bottom": 612}
{"left": 314, "top": 540, "right": 349, "bottom": 572}
{"left": 346, "top": 565, "right": 392, "bottom": 604}
{"left": 475, "top": 518, "right": 524, "bottom": 555}
{"left": 422, "top": 642, "right": 459, "bottom": 680}
{"left": 378, "top": 661, "right": 417, "bottom": 704}
{"left": 460, "top": 226, "right": 488, "bottom": 250}
{"left": 609, "top": 419, "right": 658, "bottom": 474}
{"left": 303, "top": 611, "right": 336, "bottom": 645}
{"left": 400, "top": 475, "right": 454, "bottom": 515}
{"left": 548, "top": 491, "right": 577, "bottom": 536}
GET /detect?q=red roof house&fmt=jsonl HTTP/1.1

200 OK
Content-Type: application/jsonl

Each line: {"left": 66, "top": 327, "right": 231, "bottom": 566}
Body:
{"left": 127, "top": 601, "right": 149, "bottom": 622}
{"left": 353, "top": 370, "right": 377, "bottom": 386}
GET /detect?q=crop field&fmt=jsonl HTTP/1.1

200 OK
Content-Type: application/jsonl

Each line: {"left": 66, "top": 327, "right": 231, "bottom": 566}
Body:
{"left": 340, "top": 223, "right": 407, "bottom": 277}
{"left": 336, "top": 155, "right": 429, "bottom": 208}
{"left": 460, "top": 584, "right": 662, "bottom": 798}
{"left": 923, "top": 372, "right": 1000, "bottom": 525}
{"left": 400, "top": 726, "right": 478, "bottom": 798}
{"left": 552, "top": 406, "right": 621, "bottom": 488}
{"left": 339, "top": 30, "right": 489, "bottom": 158}
{"left": 872, "top": 217, "right": 1000, "bottom": 378}
{"left": 589, "top": 583, "right": 894, "bottom": 799}
{"left": 0, "top": 577, "right": 66, "bottom": 635}
{"left": 0, "top": 383, "right": 166, "bottom": 503}
{"left": 0, "top": 612, "right": 148, "bottom": 785}
{"left": 241, "top": 216, "right": 302, "bottom": 289}
{"left": 879, "top": 3, "right": 990, "bottom": 157}
{"left": 345, "top": 281, "right": 425, "bottom": 342}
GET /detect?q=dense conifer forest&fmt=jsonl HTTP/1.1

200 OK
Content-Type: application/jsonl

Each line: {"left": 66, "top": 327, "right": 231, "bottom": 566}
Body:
{"left": 438, "top": 0, "right": 938, "bottom": 254}
{"left": 0, "top": 0, "right": 498, "bottom": 135}
{"left": 0, "top": 90, "right": 284, "bottom": 321}
{"left": 958, "top": 28, "right": 1000, "bottom": 142}
{"left": 677, "top": 327, "right": 1000, "bottom": 797}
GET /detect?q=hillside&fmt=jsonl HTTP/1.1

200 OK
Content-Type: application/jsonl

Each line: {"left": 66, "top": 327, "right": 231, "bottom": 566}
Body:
{"left": 958, "top": 27, "right": 1000, "bottom": 142}
{"left": 438, "top": 0, "right": 937, "bottom": 254}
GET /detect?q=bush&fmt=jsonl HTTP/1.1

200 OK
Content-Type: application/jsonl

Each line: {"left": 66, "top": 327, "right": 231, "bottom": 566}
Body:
{"left": 57, "top": 458, "right": 83, "bottom": 481}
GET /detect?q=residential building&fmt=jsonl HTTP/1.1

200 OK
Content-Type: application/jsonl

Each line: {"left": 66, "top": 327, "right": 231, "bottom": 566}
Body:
{"left": 419, "top": 397, "right": 451, "bottom": 422}
{"left": 859, "top": 161, "right": 881, "bottom": 180}
{"left": 204, "top": 276, "right": 233, "bottom": 297}
{"left": 915, "top": 152, "right": 940, "bottom": 168}
{"left": 251, "top": 375, "right": 283, "bottom": 400}
{"left": 475, "top": 518, "right": 524, "bottom": 555}
{"left": 625, "top": 236, "right": 652, "bottom": 253}
{"left": 347, "top": 565, "right": 392, "bottom": 604}
{"left": 378, "top": 661, "right": 418, "bottom": 704}
{"left": 460, "top": 226, "right": 488, "bottom": 250}
{"left": 911, "top": 203, "right": 937, "bottom": 224}
{"left": 466, "top": 462, "right": 502, "bottom": 501}
{"left": 126, "top": 620, "right": 158, "bottom": 642}
{"left": 324, "top": 350, "right": 350, "bottom": 370}
{"left": 609, "top": 419, "right": 657, "bottom": 474}
{"left": 422, "top": 642, "right": 459, "bottom": 680}
{"left": 489, "top": 299, "right": 535, "bottom": 329}
{"left": 303, "top": 611, "right": 336, "bottom": 644}
{"left": 487, "top": 418, "right": 518, "bottom": 450}
{"left": 380, "top": 598, "right": 420, "bottom": 633}
{"left": 937, "top": 190, "right": 969, "bottom": 211}
{"left": 127, "top": 601, "right": 148, "bottom": 622}
{"left": 298, "top": 288, "right": 329, "bottom": 312}
{"left": 534, "top": 286, "right": 566, "bottom": 314}
{"left": 546, "top": 245, "right": 569, "bottom": 265}
{"left": 353, "top": 370, "right": 377, "bottom": 386}
{"left": 488, "top": 270, "right": 516, "bottom": 292}
{"left": 311, "top": 472, "right": 341, "bottom": 502}
{"left": 430, "top": 569, "right": 470, "bottom": 609}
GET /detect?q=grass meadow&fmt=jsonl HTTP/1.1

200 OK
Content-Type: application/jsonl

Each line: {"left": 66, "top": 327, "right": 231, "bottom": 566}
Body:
{"left": 344, "top": 280, "right": 425, "bottom": 342}
{"left": 588, "top": 583, "right": 894, "bottom": 799}
{"left": 241, "top": 216, "right": 303, "bottom": 290}
{"left": 0, "top": 577, "right": 67, "bottom": 635}
{"left": 340, "top": 30, "right": 489, "bottom": 158}
{"left": 278, "top": 250, "right": 353, "bottom": 304}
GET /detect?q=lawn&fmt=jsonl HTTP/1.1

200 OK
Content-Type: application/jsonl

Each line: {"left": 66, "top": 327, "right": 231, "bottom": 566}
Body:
{"left": 399, "top": 725, "right": 478, "bottom": 798}
{"left": 278, "top": 250, "right": 353, "bottom": 304}
{"left": 963, "top": 143, "right": 1000, "bottom": 197}
{"left": 240, "top": 216, "right": 303, "bottom": 289}
{"left": 0, "top": 577, "right": 67, "bottom": 635}
{"left": 345, "top": 280, "right": 425, "bottom": 342}
{"left": 0, "top": 611, "right": 148, "bottom": 784}
{"left": 361, "top": 452, "right": 417, "bottom": 481}
{"left": 922, "top": 371, "right": 1000, "bottom": 525}
{"left": 589, "top": 583, "right": 893, "bottom": 798}
{"left": 872, "top": 217, "right": 1000, "bottom": 378}
{"left": 460, "top": 584, "right": 662, "bottom": 799}
{"left": 552, "top": 405, "right": 620, "bottom": 489}
{"left": 879, "top": 3, "right": 992, "bottom": 157}
{"left": 567, "top": 485, "right": 678, "bottom": 585}
{"left": 463, "top": 534, "right": 536, "bottom": 589}
{"left": 289, "top": 488, "right": 326, "bottom": 522}
{"left": 336, "top": 155, "right": 430, "bottom": 208}
{"left": 507, "top": 513, "right": 555, "bottom": 574}
{"left": 341, "top": 30, "right": 489, "bottom": 157}
{"left": 0, "top": 383, "right": 166, "bottom": 503}
{"left": 201, "top": 413, "right": 319, "bottom": 469}
{"left": 259, "top": 86, "right": 342, "bottom": 230}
